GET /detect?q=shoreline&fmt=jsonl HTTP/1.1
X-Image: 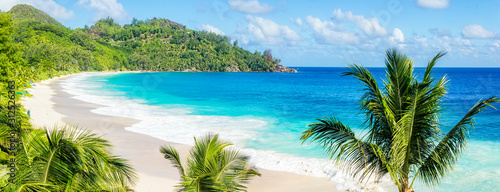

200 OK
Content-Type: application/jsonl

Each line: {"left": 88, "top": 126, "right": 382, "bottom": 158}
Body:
{"left": 23, "top": 72, "right": 341, "bottom": 192}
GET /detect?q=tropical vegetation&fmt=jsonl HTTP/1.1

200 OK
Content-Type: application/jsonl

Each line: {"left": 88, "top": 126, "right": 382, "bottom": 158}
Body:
{"left": 0, "top": 125, "right": 137, "bottom": 191}
{"left": 0, "top": 5, "right": 141, "bottom": 191}
{"left": 160, "top": 134, "right": 260, "bottom": 192}
{"left": 6, "top": 4, "right": 286, "bottom": 73}
{"left": 300, "top": 49, "right": 498, "bottom": 192}
{"left": 0, "top": 4, "right": 286, "bottom": 190}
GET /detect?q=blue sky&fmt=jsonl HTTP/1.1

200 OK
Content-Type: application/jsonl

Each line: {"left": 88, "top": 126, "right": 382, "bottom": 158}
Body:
{"left": 1, "top": 0, "right": 500, "bottom": 67}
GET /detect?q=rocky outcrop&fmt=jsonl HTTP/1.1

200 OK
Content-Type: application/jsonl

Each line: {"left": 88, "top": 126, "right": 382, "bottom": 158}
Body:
{"left": 89, "top": 25, "right": 103, "bottom": 37}
{"left": 152, "top": 18, "right": 185, "bottom": 30}
{"left": 270, "top": 64, "right": 297, "bottom": 73}
{"left": 182, "top": 67, "right": 199, "bottom": 72}
{"left": 225, "top": 65, "right": 241, "bottom": 72}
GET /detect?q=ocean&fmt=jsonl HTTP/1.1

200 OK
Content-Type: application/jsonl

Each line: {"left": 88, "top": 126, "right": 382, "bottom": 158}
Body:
{"left": 61, "top": 67, "right": 500, "bottom": 191}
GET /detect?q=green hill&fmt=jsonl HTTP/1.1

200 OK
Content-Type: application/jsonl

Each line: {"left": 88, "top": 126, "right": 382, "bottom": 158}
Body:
{"left": 8, "top": 4, "right": 64, "bottom": 27}
{"left": 3, "top": 4, "right": 295, "bottom": 73}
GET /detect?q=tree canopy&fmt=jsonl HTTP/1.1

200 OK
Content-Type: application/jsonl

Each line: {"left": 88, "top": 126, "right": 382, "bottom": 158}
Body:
{"left": 5, "top": 4, "right": 287, "bottom": 73}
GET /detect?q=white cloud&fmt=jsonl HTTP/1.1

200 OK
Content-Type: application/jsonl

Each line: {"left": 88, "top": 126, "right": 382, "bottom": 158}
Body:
{"left": 239, "top": 35, "right": 250, "bottom": 45}
{"left": 461, "top": 24, "right": 497, "bottom": 39}
{"left": 436, "top": 35, "right": 474, "bottom": 54}
{"left": 489, "top": 40, "right": 500, "bottom": 52}
{"left": 401, "top": 33, "right": 475, "bottom": 56}
{"left": 389, "top": 28, "right": 404, "bottom": 42}
{"left": 0, "top": 0, "right": 74, "bottom": 20}
{"left": 228, "top": 0, "right": 273, "bottom": 14}
{"left": 494, "top": 40, "right": 500, "bottom": 48}
{"left": 231, "top": 34, "right": 250, "bottom": 45}
{"left": 332, "top": 9, "right": 387, "bottom": 37}
{"left": 77, "top": 0, "right": 129, "bottom": 22}
{"left": 293, "top": 18, "right": 302, "bottom": 26}
{"left": 388, "top": 28, "right": 405, "bottom": 49}
{"left": 385, "top": 28, "right": 404, "bottom": 48}
{"left": 245, "top": 15, "right": 300, "bottom": 45}
{"left": 358, "top": 38, "right": 381, "bottom": 50}
{"left": 417, "top": 0, "right": 450, "bottom": 9}
{"left": 196, "top": 24, "right": 225, "bottom": 35}
{"left": 305, "top": 15, "right": 360, "bottom": 45}
{"left": 413, "top": 36, "right": 429, "bottom": 49}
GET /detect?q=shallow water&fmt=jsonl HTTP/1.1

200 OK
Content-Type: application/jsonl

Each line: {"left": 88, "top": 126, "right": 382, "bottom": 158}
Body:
{"left": 61, "top": 68, "right": 500, "bottom": 191}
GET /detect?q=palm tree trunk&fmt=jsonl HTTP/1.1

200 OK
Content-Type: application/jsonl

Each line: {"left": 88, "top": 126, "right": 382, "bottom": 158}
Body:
{"left": 399, "top": 178, "right": 414, "bottom": 192}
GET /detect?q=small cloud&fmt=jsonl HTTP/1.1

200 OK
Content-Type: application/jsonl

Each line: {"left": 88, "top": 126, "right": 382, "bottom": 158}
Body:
{"left": 417, "top": 0, "right": 450, "bottom": 9}
{"left": 239, "top": 35, "right": 250, "bottom": 45}
{"left": 245, "top": 15, "right": 300, "bottom": 45}
{"left": 296, "top": 18, "right": 302, "bottom": 25}
{"left": 436, "top": 36, "right": 474, "bottom": 54}
{"left": 77, "top": 0, "right": 129, "bottom": 22}
{"left": 390, "top": 28, "right": 404, "bottom": 43}
{"left": 228, "top": 0, "right": 273, "bottom": 14}
{"left": 461, "top": 24, "right": 497, "bottom": 39}
{"left": 291, "top": 17, "right": 302, "bottom": 26}
{"left": 196, "top": 24, "right": 225, "bottom": 35}
{"left": 489, "top": 40, "right": 500, "bottom": 52}
{"left": 305, "top": 15, "right": 360, "bottom": 45}
{"left": 332, "top": 9, "right": 387, "bottom": 37}
{"left": 494, "top": 40, "right": 500, "bottom": 48}
{"left": 232, "top": 34, "right": 250, "bottom": 45}
{"left": 388, "top": 28, "right": 405, "bottom": 49}
{"left": 295, "top": 18, "right": 302, "bottom": 26}
{"left": 413, "top": 36, "right": 429, "bottom": 48}
{"left": 0, "top": 0, "right": 74, "bottom": 20}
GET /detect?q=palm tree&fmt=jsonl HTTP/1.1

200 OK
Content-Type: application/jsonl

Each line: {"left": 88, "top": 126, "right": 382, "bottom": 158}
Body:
{"left": 160, "top": 134, "right": 260, "bottom": 192}
{"left": 1, "top": 124, "right": 137, "bottom": 191}
{"left": 300, "top": 49, "right": 498, "bottom": 192}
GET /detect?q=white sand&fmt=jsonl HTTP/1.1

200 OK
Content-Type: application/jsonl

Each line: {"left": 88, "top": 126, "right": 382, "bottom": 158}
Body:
{"left": 22, "top": 75, "right": 70, "bottom": 128}
{"left": 22, "top": 72, "right": 343, "bottom": 192}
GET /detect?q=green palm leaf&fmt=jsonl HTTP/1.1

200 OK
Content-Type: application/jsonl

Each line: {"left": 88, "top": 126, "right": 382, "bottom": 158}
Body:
{"left": 301, "top": 116, "right": 387, "bottom": 182}
{"left": 4, "top": 124, "right": 137, "bottom": 191}
{"left": 160, "top": 145, "right": 185, "bottom": 176}
{"left": 342, "top": 64, "right": 392, "bottom": 154}
{"left": 417, "top": 97, "right": 499, "bottom": 187}
{"left": 301, "top": 49, "right": 498, "bottom": 192}
{"left": 160, "top": 134, "right": 260, "bottom": 192}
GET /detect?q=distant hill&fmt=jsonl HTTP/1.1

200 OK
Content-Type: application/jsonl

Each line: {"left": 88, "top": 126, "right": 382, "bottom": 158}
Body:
{"left": 4, "top": 4, "right": 295, "bottom": 73}
{"left": 8, "top": 4, "right": 64, "bottom": 27}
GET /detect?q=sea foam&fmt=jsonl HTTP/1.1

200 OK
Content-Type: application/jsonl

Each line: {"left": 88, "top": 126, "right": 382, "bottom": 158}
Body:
{"left": 61, "top": 73, "right": 392, "bottom": 192}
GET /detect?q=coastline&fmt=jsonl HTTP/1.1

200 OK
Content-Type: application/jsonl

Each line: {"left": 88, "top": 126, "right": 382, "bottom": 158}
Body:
{"left": 22, "top": 72, "right": 340, "bottom": 192}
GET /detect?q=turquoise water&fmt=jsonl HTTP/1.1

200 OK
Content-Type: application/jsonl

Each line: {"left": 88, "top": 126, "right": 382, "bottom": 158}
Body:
{"left": 63, "top": 68, "right": 500, "bottom": 191}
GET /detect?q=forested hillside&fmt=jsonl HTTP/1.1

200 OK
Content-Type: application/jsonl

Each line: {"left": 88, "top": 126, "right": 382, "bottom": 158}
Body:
{"left": 5, "top": 4, "right": 295, "bottom": 73}
{"left": 0, "top": 5, "right": 294, "bottom": 189}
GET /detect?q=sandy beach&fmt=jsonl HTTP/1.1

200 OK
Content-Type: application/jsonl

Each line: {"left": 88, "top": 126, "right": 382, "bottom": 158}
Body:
{"left": 21, "top": 73, "right": 341, "bottom": 192}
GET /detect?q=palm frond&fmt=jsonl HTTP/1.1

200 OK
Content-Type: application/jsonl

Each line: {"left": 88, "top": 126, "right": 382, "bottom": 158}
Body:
{"left": 12, "top": 124, "right": 137, "bottom": 191}
{"left": 417, "top": 97, "right": 499, "bottom": 186}
{"left": 217, "top": 150, "right": 260, "bottom": 191}
{"left": 14, "top": 182, "right": 56, "bottom": 192}
{"left": 160, "top": 145, "right": 185, "bottom": 176}
{"left": 423, "top": 51, "right": 446, "bottom": 83}
{"left": 408, "top": 73, "right": 448, "bottom": 167}
{"left": 103, "top": 155, "right": 139, "bottom": 189}
{"left": 301, "top": 116, "right": 387, "bottom": 182}
{"left": 342, "top": 64, "right": 393, "bottom": 153}
{"left": 384, "top": 49, "right": 414, "bottom": 121}
{"left": 162, "top": 134, "right": 259, "bottom": 192}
